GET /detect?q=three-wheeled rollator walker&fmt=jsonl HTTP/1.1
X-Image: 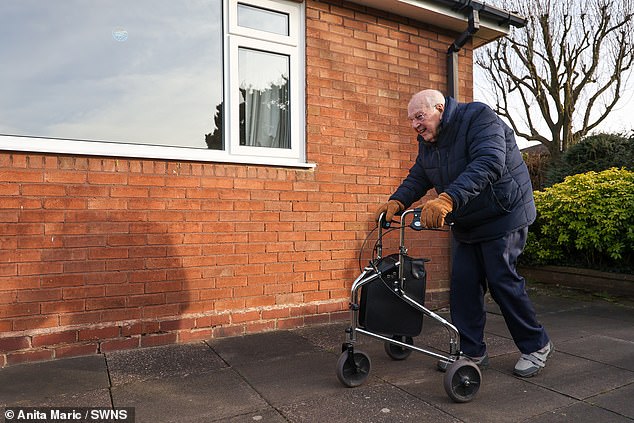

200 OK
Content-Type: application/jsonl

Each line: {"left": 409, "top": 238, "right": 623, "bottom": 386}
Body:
{"left": 335, "top": 209, "right": 482, "bottom": 403}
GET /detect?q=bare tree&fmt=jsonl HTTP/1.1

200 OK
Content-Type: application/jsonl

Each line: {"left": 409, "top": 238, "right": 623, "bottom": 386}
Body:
{"left": 476, "top": 0, "right": 634, "bottom": 159}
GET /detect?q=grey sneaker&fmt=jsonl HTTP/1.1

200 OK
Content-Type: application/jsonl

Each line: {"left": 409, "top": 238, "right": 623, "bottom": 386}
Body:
{"left": 437, "top": 352, "right": 489, "bottom": 372}
{"left": 514, "top": 341, "right": 554, "bottom": 377}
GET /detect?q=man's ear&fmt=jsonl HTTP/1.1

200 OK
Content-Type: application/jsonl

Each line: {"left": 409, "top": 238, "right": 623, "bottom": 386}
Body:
{"left": 435, "top": 103, "right": 444, "bottom": 113}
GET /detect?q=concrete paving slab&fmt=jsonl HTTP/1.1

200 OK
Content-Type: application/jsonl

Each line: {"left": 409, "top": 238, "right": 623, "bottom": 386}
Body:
{"left": 229, "top": 350, "right": 349, "bottom": 407}
{"left": 556, "top": 335, "right": 634, "bottom": 371}
{"left": 600, "top": 325, "right": 634, "bottom": 343}
{"left": 294, "top": 322, "right": 348, "bottom": 354}
{"left": 107, "top": 342, "right": 226, "bottom": 386}
{"left": 278, "top": 383, "right": 462, "bottom": 423}
{"left": 569, "top": 302, "right": 634, "bottom": 324}
{"left": 519, "top": 291, "right": 594, "bottom": 315}
{"left": 588, "top": 382, "right": 634, "bottom": 419}
{"left": 370, "top": 347, "right": 444, "bottom": 384}
{"left": 221, "top": 409, "right": 288, "bottom": 422}
{"left": 536, "top": 311, "right": 628, "bottom": 343}
{"left": 0, "top": 356, "right": 109, "bottom": 406}
{"left": 5, "top": 389, "right": 112, "bottom": 408}
{"left": 523, "top": 401, "right": 634, "bottom": 423}
{"left": 209, "top": 331, "right": 321, "bottom": 366}
{"left": 111, "top": 367, "right": 270, "bottom": 423}
{"left": 397, "top": 368, "right": 575, "bottom": 422}
{"left": 495, "top": 351, "right": 634, "bottom": 400}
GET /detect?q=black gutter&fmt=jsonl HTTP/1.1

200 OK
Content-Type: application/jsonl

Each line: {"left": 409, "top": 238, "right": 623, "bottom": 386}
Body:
{"left": 431, "top": 0, "right": 527, "bottom": 29}
{"left": 430, "top": 0, "right": 527, "bottom": 99}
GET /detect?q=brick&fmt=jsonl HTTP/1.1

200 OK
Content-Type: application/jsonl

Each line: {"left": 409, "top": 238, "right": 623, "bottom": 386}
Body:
{"left": 178, "top": 329, "right": 213, "bottom": 342}
{"left": 261, "top": 308, "right": 290, "bottom": 320}
{"left": 277, "top": 317, "right": 305, "bottom": 329}
{"left": 6, "top": 349, "right": 54, "bottom": 365}
{"left": 246, "top": 321, "right": 276, "bottom": 334}
{"left": 32, "top": 331, "right": 78, "bottom": 348}
{"left": 160, "top": 318, "right": 196, "bottom": 332}
{"left": 0, "top": 169, "right": 43, "bottom": 183}
{"left": 87, "top": 173, "right": 127, "bottom": 185}
{"left": 12, "top": 316, "right": 59, "bottom": 331}
{"left": 55, "top": 343, "right": 98, "bottom": 359}
{"left": 17, "top": 289, "right": 62, "bottom": 303}
{"left": 85, "top": 297, "right": 126, "bottom": 311}
{"left": 213, "top": 325, "right": 244, "bottom": 338}
{"left": 59, "top": 311, "right": 101, "bottom": 326}
{"left": 0, "top": 336, "right": 31, "bottom": 353}
{"left": 0, "top": 303, "right": 39, "bottom": 318}
{"left": 78, "top": 326, "right": 120, "bottom": 341}
{"left": 140, "top": 332, "right": 177, "bottom": 348}
{"left": 231, "top": 310, "right": 260, "bottom": 324}
{"left": 44, "top": 170, "right": 87, "bottom": 184}
{"left": 100, "top": 337, "right": 140, "bottom": 352}
{"left": 41, "top": 299, "right": 85, "bottom": 314}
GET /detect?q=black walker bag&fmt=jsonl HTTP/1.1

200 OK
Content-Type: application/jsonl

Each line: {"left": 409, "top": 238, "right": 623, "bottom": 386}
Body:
{"left": 358, "top": 253, "right": 428, "bottom": 337}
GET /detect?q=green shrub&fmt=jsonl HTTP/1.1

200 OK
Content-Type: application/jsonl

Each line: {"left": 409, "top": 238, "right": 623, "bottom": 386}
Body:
{"left": 545, "top": 132, "right": 634, "bottom": 186}
{"left": 525, "top": 167, "right": 634, "bottom": 272}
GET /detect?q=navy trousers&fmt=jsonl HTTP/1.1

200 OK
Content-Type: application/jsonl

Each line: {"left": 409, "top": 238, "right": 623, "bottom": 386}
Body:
{"left": 450, "top": 227, "right": 550, "bottom": 357}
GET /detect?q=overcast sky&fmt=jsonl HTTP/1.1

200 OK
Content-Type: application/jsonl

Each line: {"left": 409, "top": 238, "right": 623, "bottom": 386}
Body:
{"left": 0, "top": 0, "right": 223, "bottom": 148}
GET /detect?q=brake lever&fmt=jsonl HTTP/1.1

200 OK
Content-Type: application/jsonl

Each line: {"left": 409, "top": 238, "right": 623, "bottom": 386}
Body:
{"left": 410, "top": 208, "right": 423, "bottom": 231}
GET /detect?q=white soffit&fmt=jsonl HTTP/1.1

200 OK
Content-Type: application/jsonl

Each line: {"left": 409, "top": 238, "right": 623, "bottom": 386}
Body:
{"left": 348, "top": 0, "right": 510, "bottom": 48}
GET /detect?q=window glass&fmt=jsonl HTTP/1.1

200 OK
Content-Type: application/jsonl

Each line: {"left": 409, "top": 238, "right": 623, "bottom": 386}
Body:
{"left": 237, "top": 3, "right": 289, "bottom": 36}
{"left": 239, "top": 48, "right": 290, "bottom": 149}
{"left": 0, "top": 0, "right": 223, "bottom": 149}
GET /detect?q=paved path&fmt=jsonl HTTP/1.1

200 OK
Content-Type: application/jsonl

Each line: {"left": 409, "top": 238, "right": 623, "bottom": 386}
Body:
{"left": 2, "top": 286, "right": 633, "bottom": 422}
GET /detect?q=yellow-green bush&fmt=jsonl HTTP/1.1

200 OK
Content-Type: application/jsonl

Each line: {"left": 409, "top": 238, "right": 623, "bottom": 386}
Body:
{"left": 524, "top": 168, "right": 634, "bottom": 272}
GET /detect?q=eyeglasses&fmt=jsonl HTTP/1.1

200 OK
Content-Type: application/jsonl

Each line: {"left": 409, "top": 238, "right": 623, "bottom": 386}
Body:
{"left": 410, "top": 112, "right": 430, "bottom": 122}
{"left": 409, "top": 104, "right": 442, "bottom": 122}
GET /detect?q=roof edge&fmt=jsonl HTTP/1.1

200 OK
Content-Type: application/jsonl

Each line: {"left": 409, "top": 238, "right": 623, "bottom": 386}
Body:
{"left": 346, "top": 0, "right": 526, "bottom": 48}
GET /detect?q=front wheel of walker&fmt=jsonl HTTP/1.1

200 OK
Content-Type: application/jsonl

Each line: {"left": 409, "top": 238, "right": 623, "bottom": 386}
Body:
{"left": 443, "top": 358, "right": 482, "bottom": 403}
{"left": 336, "top": 349, "right": 371, "bottom": 387}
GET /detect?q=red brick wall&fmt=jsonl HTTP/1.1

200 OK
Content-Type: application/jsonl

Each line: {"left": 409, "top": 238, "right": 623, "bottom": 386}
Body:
{"left": 0, "top": 0, "right": 472, "bottom": 366}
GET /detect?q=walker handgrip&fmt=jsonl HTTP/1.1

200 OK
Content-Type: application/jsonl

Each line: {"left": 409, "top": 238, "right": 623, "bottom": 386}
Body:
{"left": 376, "top": 212, "right": 389, "bottom": 229}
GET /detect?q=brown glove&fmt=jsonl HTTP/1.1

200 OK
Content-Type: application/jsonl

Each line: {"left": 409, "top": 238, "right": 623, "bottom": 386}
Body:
{"left": 375, "top": 200, "right": 404, "bottom": 223}
{"left": 421, "top": 193, "right": 453, "bottom": 228}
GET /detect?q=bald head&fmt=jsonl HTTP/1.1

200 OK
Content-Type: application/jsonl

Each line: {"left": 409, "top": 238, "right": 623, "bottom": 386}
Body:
{"left": 408, "top": 89, "right": 446, "bottom": 112}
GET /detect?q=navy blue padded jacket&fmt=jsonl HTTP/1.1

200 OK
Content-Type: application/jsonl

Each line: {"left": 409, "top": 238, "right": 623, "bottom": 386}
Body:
{"left": 389, "top": 97, "right": 536, "bottom": 243}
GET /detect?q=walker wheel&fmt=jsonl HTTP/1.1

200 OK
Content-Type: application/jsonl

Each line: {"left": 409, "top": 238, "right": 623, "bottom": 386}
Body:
{"left": 443, "top": 358, "right": 482, "bottom": 403}
{"left": 384, "top": 335, "right": 413, "bottom": 360}
{"left": 336, "top": 349, "right": 371, "bottom": 387}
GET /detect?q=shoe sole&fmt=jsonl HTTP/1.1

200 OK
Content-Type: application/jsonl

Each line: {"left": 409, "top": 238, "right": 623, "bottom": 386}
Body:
{"left": 513, "top": 367, "right": 541, "bottom": 378}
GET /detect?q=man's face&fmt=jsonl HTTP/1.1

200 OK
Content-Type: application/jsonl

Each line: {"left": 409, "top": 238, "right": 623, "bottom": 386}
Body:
{"left": 407, "top": 103, "right": 443, "bottom": 143}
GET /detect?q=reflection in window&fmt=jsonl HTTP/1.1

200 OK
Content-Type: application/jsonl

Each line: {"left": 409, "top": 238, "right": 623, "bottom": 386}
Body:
{"left": 0, "top": 0, "right": 223, "bottom": 149}
{"left": 237, "top": 3, "right": 289, "bottom": 36}
{"left": 238, "top": 48, "right": 290, "bottom": 149}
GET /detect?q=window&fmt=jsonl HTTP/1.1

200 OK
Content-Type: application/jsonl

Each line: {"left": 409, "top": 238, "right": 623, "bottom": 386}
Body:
{"left": 0, "top": 0, "right": 307, "bottom": 167}
{"left": 227, "top": 0, "right": 302, "bottom": 161}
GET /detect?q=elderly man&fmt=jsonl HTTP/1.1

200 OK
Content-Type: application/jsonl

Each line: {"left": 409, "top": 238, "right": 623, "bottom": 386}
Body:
{"left": 376, "top": 89, "right": 553, "bottom": 377}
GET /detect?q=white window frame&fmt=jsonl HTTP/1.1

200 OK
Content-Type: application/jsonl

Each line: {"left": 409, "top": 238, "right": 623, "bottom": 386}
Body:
{"left": 0, "top": 0, "right": 309, "bottom": 168}
{"left": 229, "top": 0, "right": 299, "bottom": 46}
{"left": 226, "top": 0, "right": 304, "bottom": 162}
